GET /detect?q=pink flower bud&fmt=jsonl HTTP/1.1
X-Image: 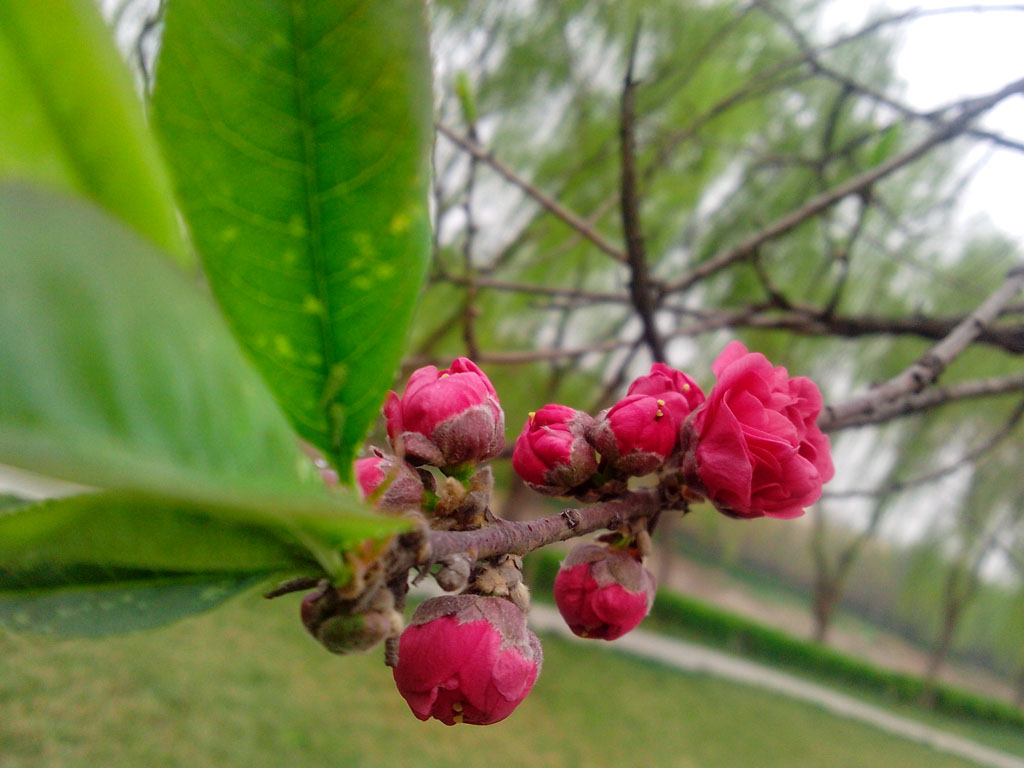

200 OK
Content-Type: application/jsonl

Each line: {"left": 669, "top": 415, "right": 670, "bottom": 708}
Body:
{"left": 588, "top": 393, "right": 685, "bottom": 476}
{"left": 688, "top": 341, "right": 834, "bottom": 519}
{"left": 512, "top": 404, "right": 597, "bottom": 496}
{"left": 627, "top": 362, "right": 705, "bottom": 424}
{"left": 393, "top": 595, "right": 542, "bottom": 726}
{"left": 384, "top": 358, "right": 504, "bottom": 469}
{"left": 553, "top": 543, "right": 655, "bottom": 640}
{"left": 353, "top": 453, "right": 426, "bottom": 512}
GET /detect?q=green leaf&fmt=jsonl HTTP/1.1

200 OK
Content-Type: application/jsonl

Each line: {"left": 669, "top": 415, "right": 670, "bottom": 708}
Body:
{"left": 0, "top": 0, "right": 189, "bottom": 265}
{"left": 0, "top": 184, "right": 411, "bottom": 629}
{"left": 0, "top": 575, "right": 263, "bottom": 638}
{"left": 0, "top": 182, "right": 312, "bottom": 494}
{"left": 0, "top": 486, "right": 409, "bottom": 635}
{"left": 0, "top": 487, "right": 403, "bottom": 585}
{"left": 151, "top": 0, "right": 434, "bottom": 478}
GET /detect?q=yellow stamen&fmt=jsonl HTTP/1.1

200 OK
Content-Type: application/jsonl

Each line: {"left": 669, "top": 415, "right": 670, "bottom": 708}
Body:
{"left": 440, "top": 373, "right": 450, "bottom": 378}
{"left": 452, "top": 701, "right": 464, "bottom": 723}
{"left": 452, "top": 702, "right": 463, "bottom": 712}
{"left": 453, "top": 712, "right": 464, "bottom": 724}
{"left": 656, "top": 399, "right": 665, "bottom": 406}
{"left": 682, "top": 383, "right": 691, "bottom": 392}
{"left": 656, "top": 409, "right": 664, "bottom": 418}
{"left": 528, "top": 411, "right": 536, "bottom": 420}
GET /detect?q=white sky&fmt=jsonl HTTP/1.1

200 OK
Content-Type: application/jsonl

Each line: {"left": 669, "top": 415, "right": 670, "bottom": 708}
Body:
{"left": 822, "top": 0, "right": 1024, "bottom": 245}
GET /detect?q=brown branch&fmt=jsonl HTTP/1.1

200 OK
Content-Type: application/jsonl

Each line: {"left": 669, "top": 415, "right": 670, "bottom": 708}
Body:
{"left": 619, "top": 21, "right": 666, "bottom": 363}
{"left": 643, "top": 4, "right": 1024, "bottom": 198}
{"left": 822, "top": 371, "right": 1024, "bottom": 431}
{"left": 482, "top": 293, "right": 1024, "bottom": 370}
{"left": 476, "top": 337, "right": 632, "bottom": 365}
{"left": 719, "top": 305, "right": 1024, "bottom": 355}
{"left": 821, "top": 267, "right": 1024, "bottom": 431}
{"left": 461, "top": 122, "right": 481, "bottom": 359}
{"left": 383, "top": 489, "right": 667, "bottom": 583}
{"left": 442, "top": 274, "right": 630, "bottom": 304}
{"left": 826, "top": 398, "right": 1024, "bottom": 500}
{"left": 661, "top": 77, "right": 1024, "bottom": 296}
{"left": 436, "top": 123, "right": 627, "bottom": 263}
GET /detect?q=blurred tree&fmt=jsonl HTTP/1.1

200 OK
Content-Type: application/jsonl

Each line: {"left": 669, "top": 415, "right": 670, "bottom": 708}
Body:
{"left": 417, "top": 0, "right": 1024, "bottom": 693}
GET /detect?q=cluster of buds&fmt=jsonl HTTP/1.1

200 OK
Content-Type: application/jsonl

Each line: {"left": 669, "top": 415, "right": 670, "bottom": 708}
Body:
{"left": 296, "top": 344, "right": 834, "bottom": 727}
{"left": 512, "top": 362, "right": 705, "bottom": 499}
{"left": 514, "top": 345, "right": 833, "bottom": 640}
{"left": 513, "top": 345, "right": 834, "bottom": 520}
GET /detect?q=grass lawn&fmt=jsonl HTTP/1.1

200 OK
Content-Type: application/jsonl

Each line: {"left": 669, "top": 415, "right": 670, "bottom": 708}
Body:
{"left": 0, "top": 592, "right": 993, "bottom": 768}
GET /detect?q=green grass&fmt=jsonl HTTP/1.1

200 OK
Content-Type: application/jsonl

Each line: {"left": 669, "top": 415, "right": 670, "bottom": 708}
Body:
{"left": 525, "top": 550, "right": 1024, "bottom": 758}
{"left": 0, "top": 592, "right": 991, "bottom": 768}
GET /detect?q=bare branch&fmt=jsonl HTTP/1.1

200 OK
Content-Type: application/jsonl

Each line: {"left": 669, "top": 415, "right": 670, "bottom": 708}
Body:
{"left": 383, "top": 489, "right": 668, "bottom": 583}
{"left": 821, "top": 267, "right": 1024, "bottom": 431}
{"left": 442, "top": 274, "right": 630, "bottom": 304}
{"left": 661, "top": 78, "right": 1024, "bottom": 295}
{"left": 476, "top": 338, "right": 631, "bottom": 365}
{"left": 826, "top": 398, "right": 1024, "bottom": 500}
{"left": 822, "top": 371, "right": 1024, "bottom": 431}
{"left": 716, "top": 304, "right": 1024, "bottom": 355}
{"left": 765, "top": 2, "right": 1024, "bottom": 157}
{"left": 436, "top": 124, "right": 627, "bottom": 263}
{"left": 461, "top": 122, "right": 482, "bottom": 359}
{"left": 619, "top": 20, "right": 666, "bottom": 362}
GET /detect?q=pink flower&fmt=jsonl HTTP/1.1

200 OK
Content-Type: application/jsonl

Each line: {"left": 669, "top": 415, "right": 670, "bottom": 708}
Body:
{"left": 587, "top": 393, "right": 686, "bottom": 476}
{"left": 512, "top": 404, "right": 597, "bottom": 496}
{"left": 353, "top": 453, "right": 426, "bottom": 512}
{"left": 689, "top": 341, "right": 834, "bottom": 519}
{"left": 627, "top": 362, "right": 705, "bottom": 424}
{"left": 384, "top": 358, "right": 504, "bottom": 469}
{"left": 393, "top": 595, "right": 542, "bottom": 726}
{"left": 553, "top": 543, "right": 655, "bottom": 640}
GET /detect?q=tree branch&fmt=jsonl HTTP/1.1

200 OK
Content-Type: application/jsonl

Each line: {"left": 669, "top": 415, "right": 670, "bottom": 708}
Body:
{"left": 820, "top": 267, "right": 1024, "bottom": 431}
{"left": 436, "top": 123, "right": 627, "bottom": 263}
{"left": 716, "top": 304, "right": 1024, "bottom": 354}
{"left": 384, "top": 489, "right": 667, "bottom": 582}
{"left": 821, "top": 371, "right": 1024, "bottom": 431}
{"left": 619, "top": 22, "right": 666, "bottom": 362}
{"left": 825, "top": 398, "right": 1024, "bottom": 499}
{"left": 441, "top": 274, "right": 630, "bottom": 304}
{"left": 768, "top": 5, "right": 1024, "bottom": 156}
{"left": 461, "top": 121, "right": 482, "bottom": 359}
{"left": 661, "top": 78, "right": 1024, "bottom": 296}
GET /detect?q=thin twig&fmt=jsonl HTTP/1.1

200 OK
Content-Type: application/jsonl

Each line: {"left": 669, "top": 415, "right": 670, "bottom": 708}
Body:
{"left": 461, "top": 121, "right": 481, "bottom": 359}
{"left": 436, "top": 123, "right": 627, "bottom": 263}
{"left": 442, "top": 274, "right": 630, "bottom": 303}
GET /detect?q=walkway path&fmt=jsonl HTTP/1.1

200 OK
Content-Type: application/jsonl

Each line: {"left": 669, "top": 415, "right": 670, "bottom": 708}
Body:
{"left": 528, "top": 604, "right": 1024, "bottom": 768}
